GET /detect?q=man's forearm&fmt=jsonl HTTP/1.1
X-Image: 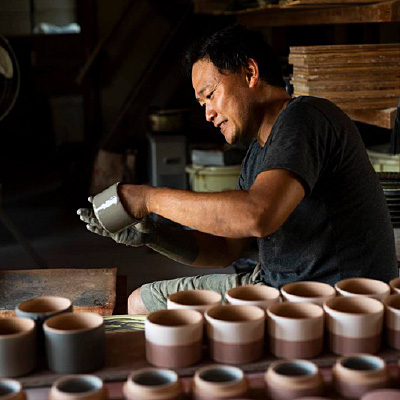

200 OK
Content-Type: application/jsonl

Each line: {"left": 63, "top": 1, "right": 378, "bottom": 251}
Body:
{"left": 146, "top": 223, "right": 240, "bottom": 268}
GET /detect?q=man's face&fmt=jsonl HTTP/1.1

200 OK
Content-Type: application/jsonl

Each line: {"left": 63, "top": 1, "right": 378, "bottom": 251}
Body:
{"left": 192, "top": 59, "right": 252, "bottom": 145}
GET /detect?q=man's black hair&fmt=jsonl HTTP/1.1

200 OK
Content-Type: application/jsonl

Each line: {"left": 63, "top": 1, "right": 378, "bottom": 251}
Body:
{"left": 183, "top": 24, "right": 286, "bottom": 89}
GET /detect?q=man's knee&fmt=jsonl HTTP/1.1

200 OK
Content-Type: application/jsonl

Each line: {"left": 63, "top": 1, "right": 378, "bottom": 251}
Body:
{"left": 127, "top": 287, "right": 148, "bottom": 315}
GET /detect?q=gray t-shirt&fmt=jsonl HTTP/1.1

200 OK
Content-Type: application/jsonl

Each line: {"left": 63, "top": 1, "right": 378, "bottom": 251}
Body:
{"left": 238, "top": 96, "right": 397, "bottom": 287}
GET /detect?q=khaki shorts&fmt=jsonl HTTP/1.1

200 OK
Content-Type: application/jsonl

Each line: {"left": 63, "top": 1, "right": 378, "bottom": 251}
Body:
{"left": 141, "top": 263, "right": 263, "bottom": 312}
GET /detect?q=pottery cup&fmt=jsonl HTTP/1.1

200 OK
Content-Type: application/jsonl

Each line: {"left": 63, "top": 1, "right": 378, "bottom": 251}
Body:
{"left": 335, "top": 278, "right": 390, "bottom": 301}
{"left": 145, "top": 309, "right": 203, "bottom": 368}
{"left": 324, "top": 296, "right": 384, "bottom": 355}
{"left": 16, "top": 295, "right": 73, "bottom": 353}
{"left": 43, "top": 312, "right": 106, "bottom": 374}
{"left": 332, "top": 354, "right": 390, "bottom": 399}
{"left": 92, "top": 182, "right": 137, "bottom": 233}
{"left": 192, "top": 364, "right": 249, "bottom": 400}
{"left": 384, "top": 294, "right": 400, "bottom": 350}
{"left": 167, "top": 289, "right": 222, "bottom": 313}
{"left": 266, "top": 302, "right": 324, "bottom": 359}
{"left": 0, "top": 379, "right": 26, "bottom": 400}
{"left": 49, "top": 375, "right": 107, "bottom": 400}
{"left": 280, "top": 281, "right": 336, "bottom": 306}
{"left": 389, "top": 277, "right": 400, "bottom": 294}
{"left": 0, "top": 317, "right": 36, "bottom": 378}
{"left": 225, "top": 285, "right": 280, "bottom": 310}
{"left": 123, "top": 368, "right": 183, "bottom": 400}
{"left": 205, "top": 304, "right": 265, "bottom": 364}
{"left": 264, "top": 359, "right": 324, "bottom": 400}
{"left": 361, "top": 389, "right": 400, "bottom": 400}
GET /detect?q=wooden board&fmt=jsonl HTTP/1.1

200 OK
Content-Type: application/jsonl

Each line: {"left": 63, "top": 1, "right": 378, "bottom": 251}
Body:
{"left": 290, "top": 43, "right": 400, "bottom": 53}
{"left": 282, "top": 0, "right": 392, "bottom": 5}
{"left": 0, "top": 268, "right": 117, "bottom": 316}
{"left": 343, "top": 107, "right": 397, "bottom": 128}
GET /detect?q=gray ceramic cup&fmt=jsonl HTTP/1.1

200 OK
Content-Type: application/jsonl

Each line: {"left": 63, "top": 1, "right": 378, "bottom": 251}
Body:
{"left": 0, "top": 379, "right": 26, "bottom": 400}
{"left": 0, "top": 317, "right": 36, "bottom": 378}
{"left": 43, "top": 312, "right": 106, "bottom": 374}
{"left": 15, "top": 295, "right": 73, "bottom": 354}
{"left": 92, "top": 182, "right": 137, "bottom": 233}
{"left": 49, "top": 375, "right": 107, "bottom": 400}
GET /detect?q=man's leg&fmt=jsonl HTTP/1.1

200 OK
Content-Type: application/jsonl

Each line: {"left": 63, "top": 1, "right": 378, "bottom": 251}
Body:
{"left": 127, "top": 264, "right": 262, "bottom": 314}
{"left": 127, "top": 288, "right": 148, "bottom": 314}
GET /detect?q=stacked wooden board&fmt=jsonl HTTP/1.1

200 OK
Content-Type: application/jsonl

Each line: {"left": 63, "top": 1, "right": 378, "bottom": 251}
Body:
{"left": 280, "top": 0, "right": 392, "bottom": 5}
{"left": 289, "top": 43, "right": 400, "bottom": 110}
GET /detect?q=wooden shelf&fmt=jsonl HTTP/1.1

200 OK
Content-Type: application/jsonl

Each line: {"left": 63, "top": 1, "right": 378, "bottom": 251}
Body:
{"left": 343, "top": 107, "right": 397, "bottom": 129}
{"left": 194, "top": 0, "right": 400, "bottom": 26}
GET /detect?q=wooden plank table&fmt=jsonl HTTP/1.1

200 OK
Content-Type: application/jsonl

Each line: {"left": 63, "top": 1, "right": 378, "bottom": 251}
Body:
{"left": 16, "top": 315, "right": 400, "bottom": 400}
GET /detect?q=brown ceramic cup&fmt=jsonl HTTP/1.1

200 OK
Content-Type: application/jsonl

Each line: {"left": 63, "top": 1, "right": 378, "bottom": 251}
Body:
{"left": 280, "top": 281, "right": 336, "bottom": 306}
{"left": 205, "top": 304, "right": 265, "bottom": 364}
{"left": 49, "top": 375, "right": 107, "bottom": 400}
{"left": 389, "top": 277, "right": 400, "bottom": 294}
{"left": 0, "top": 379, "right": 26, "bottom": 400}
{"left": 225, "top": 285, "right": 280, "bottom": 310}
{"left": 332, "top": 354, "right": 390, "bottom": 399}
{"left": 192, "top": 364, "right": 249, "bottom": 400}
{"left": 0, "top": 317, "right": 36, "bottom": 378}
{"left": 145, "top": 309, "right": 203, "bottom": 368}
{"left": 123, "top": 368, "right": 183, "bottom": 400}
{"left": 323, "top": 296, "right": 384, "bottom": 355}
{"left": 167, "top": 289, "right": 222, "bottom": 313}
{"left": 266, "top": 302, "right": 324, "bottom": 359}
{"left": 335, "top": 278, "right": 390, "bottom": 301}
{"left": 264, "top": 359, "right": 324, "bottom": 400}
{"left": 43, "top": 312, "right": 106, "bottom": 374}
{"left": 383, "top": 294, "right": 400, "bottom": 350}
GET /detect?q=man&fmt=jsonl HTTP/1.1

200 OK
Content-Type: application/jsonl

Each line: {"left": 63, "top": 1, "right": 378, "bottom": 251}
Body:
{"left": 78, "top": 24, "right": 397, "bottom": 314}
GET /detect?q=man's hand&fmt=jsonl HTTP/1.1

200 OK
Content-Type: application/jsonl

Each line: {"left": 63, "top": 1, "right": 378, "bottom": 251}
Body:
{"left": 77, "top": 208, "right": 155, "bottom": 247}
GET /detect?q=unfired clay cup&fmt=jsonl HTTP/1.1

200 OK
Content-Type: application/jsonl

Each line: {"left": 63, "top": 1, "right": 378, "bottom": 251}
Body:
{"left": 167, "top": 290, "right": 222, "bottom": 313}
{"left": 335, "top": 278, "right": 390, "bottom": 301}
{"left": 145, "top": 309, "right": 203, "bottom": 368}
{"left": 281, "top": 281, "right": 336, "bottom": 306}
{"left": 0, "top": 379, "right": 26, "bottom": 400}
{"left": 192, "top": 364, "right": 249, "bottom": 400}
{"left": 43, "top": 312, "right": 106, "bottom": 374}
{"left": 323, "top": 296, "right": 384, "bottom": 355}
{"left": 225, "top": 285, "right": 280, "bottom": 310}
{"left": 49, "top": 375, "right": 107, "bottom": 400}
{"left": 92, "top": 182, "right": 137, "bottom": 233}
{"left": 384, "top": 294, "right": 400, "bottom": 350}
{"left": 123, "top": 368, "right": 183, "bottom": 400}
{"left": 264, "top": 359, "right": 324, "bottom": 400}
{"left": 332, "top": 354, "right": 390, "bottom": 399}
{"left": 0, "top": 317, "right": 36, "bottom": 378}
{"left": 266, "top": 302, "right": 324, "bottom": 359}
{"left": 389, "top": 277, "right": 400, "bottom": 294}
{"left": 205, "top": 304, "right": 265, "bottom": 364}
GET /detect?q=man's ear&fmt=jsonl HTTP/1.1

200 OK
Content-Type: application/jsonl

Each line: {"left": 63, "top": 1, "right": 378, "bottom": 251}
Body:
{"left": 245, "top": 58, "right": 259, "bottom": 87}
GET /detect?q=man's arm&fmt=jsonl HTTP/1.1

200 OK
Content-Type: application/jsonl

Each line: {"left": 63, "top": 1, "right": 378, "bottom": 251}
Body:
{"left": 118, "top": 168, "right": 306, "bottom": 239}
{"left": 78, "top": 209, "right": 252, "bottom": 267}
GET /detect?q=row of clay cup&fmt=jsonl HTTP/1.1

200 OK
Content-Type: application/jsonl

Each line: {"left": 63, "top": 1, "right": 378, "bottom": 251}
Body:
{"left": 128, "top": 355, "right": 400, "bottom": 400}
{"left": 146, "top": 277, "right": 400, "bottom": 369}
{"left": 126, "top": 356, "right": 400, "bottom": 400}
{"left": 0, "top": 296, "right": 106, "bottom": 378}
{"left": 0, "top": 375, "right": 107, "bottom": 400}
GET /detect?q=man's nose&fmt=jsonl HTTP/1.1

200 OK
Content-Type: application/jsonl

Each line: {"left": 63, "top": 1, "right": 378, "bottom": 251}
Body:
{"left": 205, "top": 104, "right": 217, "bottom": 122}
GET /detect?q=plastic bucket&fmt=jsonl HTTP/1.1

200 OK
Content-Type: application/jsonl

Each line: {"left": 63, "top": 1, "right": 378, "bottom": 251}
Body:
{"left": 185, "top": 164, "right": 241, "bottom": 192}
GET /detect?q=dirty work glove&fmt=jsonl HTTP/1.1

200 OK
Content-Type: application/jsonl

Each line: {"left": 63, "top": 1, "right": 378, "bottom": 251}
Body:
{"left": 76, "top": 208, "right": 155, "bottom": 247}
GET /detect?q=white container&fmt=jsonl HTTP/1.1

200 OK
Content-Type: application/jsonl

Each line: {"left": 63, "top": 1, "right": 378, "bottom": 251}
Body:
{"left": 186, "top": 164, "right": 241, "bottom": 192}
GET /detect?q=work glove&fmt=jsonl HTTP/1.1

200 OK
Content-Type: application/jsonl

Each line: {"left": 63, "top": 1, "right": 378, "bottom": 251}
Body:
{"left": 77, "top": 207, "right": 155, "bottom": 247}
